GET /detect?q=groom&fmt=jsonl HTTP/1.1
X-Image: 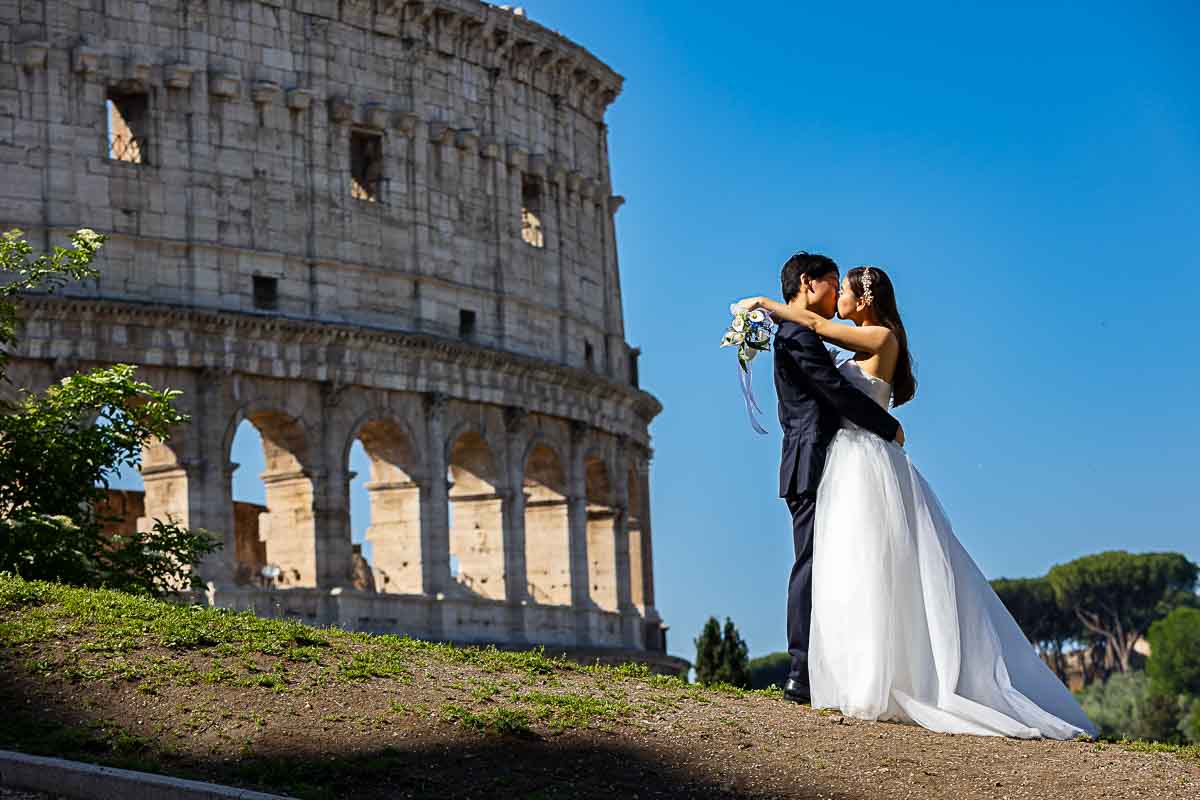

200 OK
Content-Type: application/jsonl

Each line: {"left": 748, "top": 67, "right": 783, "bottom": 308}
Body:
{"left": 773, "top": 252, "right": 904, "bottom": 704}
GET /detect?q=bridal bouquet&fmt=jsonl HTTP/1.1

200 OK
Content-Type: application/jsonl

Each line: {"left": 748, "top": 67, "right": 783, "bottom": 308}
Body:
{"left": 721, "top": 304, "right": 773, "bottom": 434}
{"left": 721, "top": 304, "right": 772, "bottom": 366}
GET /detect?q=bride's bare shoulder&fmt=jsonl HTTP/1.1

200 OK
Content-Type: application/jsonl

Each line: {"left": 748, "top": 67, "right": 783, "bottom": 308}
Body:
{"left": 861, "top": 324, "right": 898, "bottom": 345}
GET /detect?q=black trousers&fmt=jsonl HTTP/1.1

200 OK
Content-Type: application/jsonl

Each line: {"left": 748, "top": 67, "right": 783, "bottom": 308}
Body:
{"left": 785, "top": 492, "right": 817, "bottom": 685}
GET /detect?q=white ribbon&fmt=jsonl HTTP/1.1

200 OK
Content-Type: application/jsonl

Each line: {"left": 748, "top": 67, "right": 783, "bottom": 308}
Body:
{"left": 738, "top": 357, "right": 768, "bottom": 435}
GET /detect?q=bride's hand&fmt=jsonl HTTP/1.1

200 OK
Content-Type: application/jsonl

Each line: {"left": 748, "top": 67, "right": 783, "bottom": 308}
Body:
{"left": 734, "top": 296, "right": 766, "bottom": 312}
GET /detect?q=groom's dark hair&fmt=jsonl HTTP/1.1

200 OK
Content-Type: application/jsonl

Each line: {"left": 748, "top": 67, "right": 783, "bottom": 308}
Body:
{"left": 781, "top": 252, "right": 839, "bottom": 302}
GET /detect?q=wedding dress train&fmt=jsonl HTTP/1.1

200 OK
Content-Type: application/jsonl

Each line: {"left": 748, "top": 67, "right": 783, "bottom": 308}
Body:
{"left": 808, "top": 359, "right": 1097, "bottom": 739}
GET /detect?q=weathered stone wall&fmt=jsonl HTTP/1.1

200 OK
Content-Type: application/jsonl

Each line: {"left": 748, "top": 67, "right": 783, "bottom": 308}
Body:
{"left": 1, "top": 0, "right": 632, "bottom": 377}
{"left": 1, "top": 0, "right": 670, "bottom": 657}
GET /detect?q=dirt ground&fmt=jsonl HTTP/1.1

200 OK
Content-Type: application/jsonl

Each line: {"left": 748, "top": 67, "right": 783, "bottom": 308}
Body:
{"left": 1, "top": 577, "right": 1196, "bottom": 800}
{"left": 2, "top": 640, "right": 1197, "bottom": 800}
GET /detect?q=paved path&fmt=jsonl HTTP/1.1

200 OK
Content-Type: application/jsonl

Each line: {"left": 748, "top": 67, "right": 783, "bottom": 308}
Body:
{"left": 1, "top": 788, "right": 63, "bottom": 799}
{"left": 0, "top": 750, "right": 290, "bottom": 800}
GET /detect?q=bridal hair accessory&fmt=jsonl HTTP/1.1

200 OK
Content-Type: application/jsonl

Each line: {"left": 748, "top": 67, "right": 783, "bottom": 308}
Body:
{"left": 860, "top": 267, "right": 875, "bottom": 306}
{"left": 721, "top": 304, "right": 774, "bottom": 434}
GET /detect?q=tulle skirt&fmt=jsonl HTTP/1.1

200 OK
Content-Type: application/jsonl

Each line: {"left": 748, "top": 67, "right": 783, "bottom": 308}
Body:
{"left": 809, "top": 427, "right": 1098, "bottom": 739}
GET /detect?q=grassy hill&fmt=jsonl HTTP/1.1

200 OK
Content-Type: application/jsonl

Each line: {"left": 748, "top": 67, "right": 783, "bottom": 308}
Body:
{"left": 0, "top": 575, "right": 1197, "bottom": 799}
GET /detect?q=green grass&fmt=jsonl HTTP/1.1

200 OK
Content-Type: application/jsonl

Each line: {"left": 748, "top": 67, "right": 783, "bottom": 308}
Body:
{"left": 441, "top": 703, "right": 534, "bottom": 736}
{"left": 1116, "top": 739, "right": 1200, "bottom": 762}
{"left": 0, "top": 574, "right": 714, "bottom": 725}
{"left": 0, "top": 575, "right": 598, "bottom": 688}
{"left": 518, "top": 689, "right": 633, "bottom": 731}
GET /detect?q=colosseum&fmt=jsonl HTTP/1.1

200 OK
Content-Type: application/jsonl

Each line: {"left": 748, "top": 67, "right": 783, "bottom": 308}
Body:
{"left": 1, "top": 0, "right": 678, "bottom": 669}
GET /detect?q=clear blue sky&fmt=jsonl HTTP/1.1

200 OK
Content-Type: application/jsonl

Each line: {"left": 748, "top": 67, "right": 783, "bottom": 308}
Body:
{"left": 114, "top": 1, "right": 1200, "bottom": 664}
{"left": 519, "top": 0, "right": 1200, "bottom": 661}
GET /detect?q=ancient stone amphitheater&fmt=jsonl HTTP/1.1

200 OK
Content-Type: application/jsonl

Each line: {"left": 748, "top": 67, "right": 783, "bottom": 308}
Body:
{"left": 1, "top": 0, "right": 678, "bottom": 668}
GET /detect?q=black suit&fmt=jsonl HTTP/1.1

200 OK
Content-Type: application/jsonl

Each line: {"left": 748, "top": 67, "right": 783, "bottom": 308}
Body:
{"left": 773, "top": 320, "right": 901, "bottom": 686}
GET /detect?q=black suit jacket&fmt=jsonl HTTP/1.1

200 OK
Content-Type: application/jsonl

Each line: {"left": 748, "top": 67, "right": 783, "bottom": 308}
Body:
{"left": 773, "top": 321, "right": 901, "bottom": 497}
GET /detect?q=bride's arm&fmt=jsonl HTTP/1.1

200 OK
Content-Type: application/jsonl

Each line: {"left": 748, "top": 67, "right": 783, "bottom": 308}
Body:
{"left": 737, "top": 296, "right": 896, "bottom": 356}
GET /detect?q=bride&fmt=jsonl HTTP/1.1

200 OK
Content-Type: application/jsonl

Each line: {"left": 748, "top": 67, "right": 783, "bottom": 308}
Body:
{"left": 738, "top": 267, "right": 1097, "bottom": 740}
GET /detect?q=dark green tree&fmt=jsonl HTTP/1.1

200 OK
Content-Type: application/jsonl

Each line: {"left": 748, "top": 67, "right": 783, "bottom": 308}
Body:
{"left": 714, "top": 617, "right": 751, "bottom": 689}
{"left": 0, "top": 228, "right": 219, "bottom": 595}
{"left": 991, "top": 575, "right": 1080, "bottom": 682}
{"left": 1147, "top": 606, "right": 1200, "bottom": 698}
{"left": 693, "top": 617, "right": 722, "bottom": 685}
{"left": 749, "top": 651, "right": 791, "bottom": 690}
{"left": 1048, "top": 551, "right": 1198, "bottom": 673}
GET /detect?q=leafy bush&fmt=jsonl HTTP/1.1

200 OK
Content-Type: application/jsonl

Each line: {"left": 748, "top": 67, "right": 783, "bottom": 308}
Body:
{"left": 1185, "top": 697, "right": 1200, "bottom": 745}
{"left": 1148, "top": 607, "right": 1200, "bottom": 698}
{"left": 0, "top": 227, "right": 103, "bottom": 374}
{"left": 0, "top": 228, "right": 218, "bottom": 595}
{"left": 1077, "top": 670, "right": 1190, "bottom": 743}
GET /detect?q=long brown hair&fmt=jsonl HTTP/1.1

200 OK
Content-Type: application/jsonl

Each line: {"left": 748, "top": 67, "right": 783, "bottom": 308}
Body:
{"left": 846, "top": 266, "right": 916, "bottom": 407}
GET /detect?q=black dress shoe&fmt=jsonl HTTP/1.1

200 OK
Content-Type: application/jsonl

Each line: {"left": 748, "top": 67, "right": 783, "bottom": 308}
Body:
{"left": 783, "top": 677, "right": 811, "bottom": 704}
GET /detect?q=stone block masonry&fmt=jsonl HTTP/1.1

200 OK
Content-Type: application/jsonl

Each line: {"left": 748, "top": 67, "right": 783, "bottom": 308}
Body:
{"left": 1, "top": 0, "right": 670, "bottom": 657}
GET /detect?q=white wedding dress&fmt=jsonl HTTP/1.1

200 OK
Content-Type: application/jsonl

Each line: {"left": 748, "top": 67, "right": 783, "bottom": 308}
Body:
{"left": 808, "top": 358, "right": 1098, "bottom": 739}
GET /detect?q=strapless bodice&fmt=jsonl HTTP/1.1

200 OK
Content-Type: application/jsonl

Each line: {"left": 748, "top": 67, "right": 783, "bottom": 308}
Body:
{"left": 839, "top": 358, "right": 892, "bottom": 410}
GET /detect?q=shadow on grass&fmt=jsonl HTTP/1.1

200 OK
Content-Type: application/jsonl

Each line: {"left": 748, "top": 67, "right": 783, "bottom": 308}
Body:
{"left": 0, "top": 677, "right": 837, "bottom": 800}
{"left": 0, "top": 578, "right": 838, "bottom": 799}
{"left": 230, "top": 734, "right": 824, "bottom": 800}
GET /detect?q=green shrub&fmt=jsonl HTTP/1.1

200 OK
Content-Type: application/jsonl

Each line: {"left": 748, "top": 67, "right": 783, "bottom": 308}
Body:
{"left": 1078, "top": 670, "right": 1189, "bottom": 743}
{"left": 0, "top": 228, "right": 217, "bottom": 595}
{"left": 1148, "top": 607, "right": 1200, "bottom": 697}
{"left": 748, "top": 651, "right": 791, "bottom": 690}
{"left": 1184, "top": 697, "right": 1200, "bottom": 745}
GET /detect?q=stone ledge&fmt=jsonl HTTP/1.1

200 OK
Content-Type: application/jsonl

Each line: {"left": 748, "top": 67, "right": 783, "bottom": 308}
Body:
{"left": 203, "top": 585, "right": 654, "bottom": 652}
{"left": 50, "top": 0, "right": 623, "bottom": 119}
{"left": 13, "top": 295, "right": 663, "bottom": 437}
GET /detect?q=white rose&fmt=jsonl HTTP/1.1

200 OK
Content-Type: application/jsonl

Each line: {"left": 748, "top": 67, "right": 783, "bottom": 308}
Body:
{"left": 731, "top": 316, "right": 745, "bottom": 332}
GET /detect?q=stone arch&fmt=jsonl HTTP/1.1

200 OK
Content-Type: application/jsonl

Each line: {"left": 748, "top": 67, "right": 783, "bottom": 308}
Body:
{"left": 343, "top": 410, "right": 426, "bottom": 482}
{"left": 346, "top": 414, "right": 424, "bottom": 594}
{"left": 585, "top": 453, "right": 619, "bottom": 611}
{"left": 523, "top": 441, "right": 571, "bottom": 605}
{"left": 443, "top": 418, "right": 507, "bottom": 472}
{"left": 130, "top": 371, "right": 236, "bottom": 587}
{"left": 585, "top": 451, "right": 614, "bottom": 505}
{"left": 226, "top": 406, "right": 319, "bottom": 588}
{"left": 138, "top": 432, "right": 185, "bottom": 530}
{"left": 447, "top": 430, "right": 506, "bottom": 600}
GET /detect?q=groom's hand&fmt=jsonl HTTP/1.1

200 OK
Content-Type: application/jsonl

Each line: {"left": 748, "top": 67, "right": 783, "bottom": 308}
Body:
{"left": 894, "top": 425, "right": 905, "bottom": 447}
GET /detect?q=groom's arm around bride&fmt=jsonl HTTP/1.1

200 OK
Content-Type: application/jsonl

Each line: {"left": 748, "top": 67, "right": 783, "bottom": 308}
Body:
{"left": 773, "top": 324, "right": 903, "bottom": 497}
{"left": 774, "top": 320, "right": 903, "bottom": 498}
{"left": 776, "top": 324, "right": 902, "bottom": 440}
